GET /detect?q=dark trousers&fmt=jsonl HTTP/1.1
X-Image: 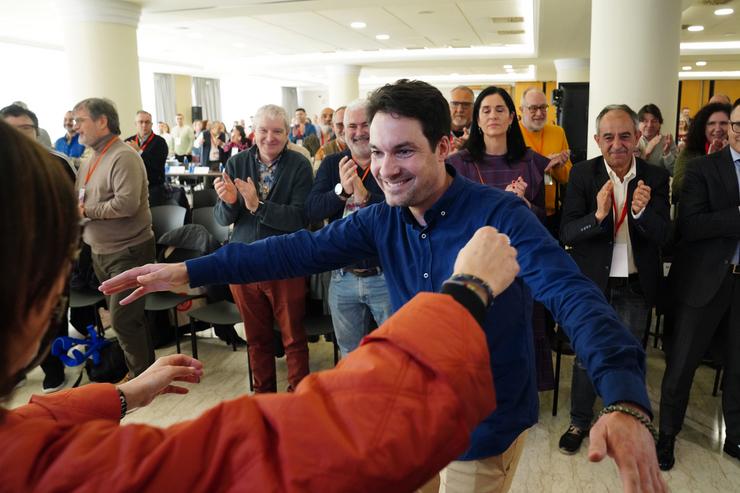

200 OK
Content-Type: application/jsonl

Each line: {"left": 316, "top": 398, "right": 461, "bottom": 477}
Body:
{"left": 92, "top": 238, "right": 156, "bottom": 376}
{"left": 230, "top": 278, "right": 309, "bottom": 393}
{"left": 174, "top": 154, "right": 192, "bottom": 163}
{"left": 659, "top": 270, "right": 740, "bottom": 441}
{"left": 570, "top": 276, "right": 651, "bottom": 429}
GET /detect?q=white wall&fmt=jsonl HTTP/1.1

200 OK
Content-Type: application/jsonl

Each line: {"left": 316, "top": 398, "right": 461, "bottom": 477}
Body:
{"left": 297, "top": 88, "right": 330, "bottom": 123}
{"left": 0, "top": 42, "right": 72, "bottom": 142}
{"left": 220, "top": 76, "right": 283, "bottom": 131}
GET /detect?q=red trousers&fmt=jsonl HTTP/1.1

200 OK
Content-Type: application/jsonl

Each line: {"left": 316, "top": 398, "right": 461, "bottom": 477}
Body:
{"left": 230, "top": 278, "right": 309, "bottom": 393}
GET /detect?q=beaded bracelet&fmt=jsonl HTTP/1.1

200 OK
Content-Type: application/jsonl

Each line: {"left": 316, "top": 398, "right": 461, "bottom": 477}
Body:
{"left": 447, "top": 274, "right": 495, "bottom": 309}
{"left": 116, "top": 388, "right": 128, "bottom": 420}
{"left": 597, "top": 404, "right": 658, "bottom": 443}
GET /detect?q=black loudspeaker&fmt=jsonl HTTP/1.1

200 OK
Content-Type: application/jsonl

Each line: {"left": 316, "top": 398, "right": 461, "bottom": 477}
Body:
{"left": 191, "top": 106, "right": 203, "bottom": 121}
{"left": 556, "top": 83, "right": 589, "bottom": 164}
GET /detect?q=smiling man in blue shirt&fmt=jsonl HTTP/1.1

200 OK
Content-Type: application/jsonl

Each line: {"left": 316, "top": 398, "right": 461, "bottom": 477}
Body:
{"left": 101, "top": 80, "right": 666, "bottom": 493}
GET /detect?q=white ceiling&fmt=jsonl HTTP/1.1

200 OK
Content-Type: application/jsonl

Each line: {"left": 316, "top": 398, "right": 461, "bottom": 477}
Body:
{"left": 1, "top": 0, "right": 738, "bottom": 87}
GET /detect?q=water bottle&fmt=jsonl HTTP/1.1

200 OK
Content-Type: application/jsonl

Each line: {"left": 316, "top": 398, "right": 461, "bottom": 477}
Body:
{"left": 185, "top": 156, "right": 193, "bottom": 173}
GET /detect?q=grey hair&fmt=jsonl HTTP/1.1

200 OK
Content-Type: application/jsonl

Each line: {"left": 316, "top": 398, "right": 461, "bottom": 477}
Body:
{"left": 343, "top": 99, "right": 368, "bottom": 126}
{"left": 73, "top": 98, "right": 121, "bottom": 135}
{"left": 595, "top": 104, "right": 639, "bottom": 134}
{"left": 254, "top": 104, "right": 289, "bottom": 132}
{"left": 450, "top": 85, "right": 474, "bottom": 98}
{"left": 520, "top": 87, "right": 546, "bottom": 107}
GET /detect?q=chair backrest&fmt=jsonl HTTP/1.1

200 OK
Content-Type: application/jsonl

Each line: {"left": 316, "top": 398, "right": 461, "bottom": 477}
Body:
{"left": 192, "top": 189, "right": 219, "bottom": 209}
{"left": 192, "top": 207, "right": 229, "bottom": 243}
{"left": 150, "top": 205, "right": 187, "bottom": 242}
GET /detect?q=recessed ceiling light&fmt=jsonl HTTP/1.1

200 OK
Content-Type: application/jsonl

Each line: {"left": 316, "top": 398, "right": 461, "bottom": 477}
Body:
{"left": 503, "top": 64, "right": 513, "bottom": 69}
{"left": 714, "top": 8, "right": 734, "bottom": 16}
{"left": 350, "top": 21, "right": 366, "bottom": 29}
{"left": 696, "top": 60, "right": 707, "bottom": 66}
{"left": 682, "top": 66, "right": 692, "bottom": 70}
{"left": 687, "top": 25, "right": 704, "bottom": 32}
{"left": 376, "top": 34, "right": 390, "bottom": 40}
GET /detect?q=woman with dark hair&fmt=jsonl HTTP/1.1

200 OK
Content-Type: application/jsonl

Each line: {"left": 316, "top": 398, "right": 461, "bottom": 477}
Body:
{"left": 0, "top": 118, "right": 501, "bottom": 491}
{"left": 446, "top": 86, "right": 553, "bottom": 393}
{"left": 222, "top": 124, "right": 251, "bottom": 156}
{"left": 672, "top": 102, "right": 730, "bottom": 202}
{"left": 447, "top": 86, "right": 549, "bottom": 222}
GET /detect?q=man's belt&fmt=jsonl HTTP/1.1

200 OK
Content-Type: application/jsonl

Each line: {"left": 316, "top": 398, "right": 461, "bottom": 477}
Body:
{"left": 344, "top": 267, "right": 382, "bottom": 278}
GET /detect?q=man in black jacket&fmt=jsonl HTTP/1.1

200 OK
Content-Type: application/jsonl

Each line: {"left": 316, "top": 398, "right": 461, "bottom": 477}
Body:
{"left": 658, "top": 99, "right": 740, "bottom": 470}
{"left": 213, "top": 104, "right": 313, "bottom": 393}
{"left": 304, "top": 99, "right": 391, "bottom": 357}
{"left": 558, "top": 104, "right": 671, "bottom": 455}
{"left": 125, "top": 110, "right": 168, "bottom": 189}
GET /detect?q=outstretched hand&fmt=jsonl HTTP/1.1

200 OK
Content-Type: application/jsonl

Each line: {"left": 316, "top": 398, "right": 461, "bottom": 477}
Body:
{"left": 118, "top": 354, "right": 204, "bottom": 410}
{"left": 589, "top": 408, "right": 667, "bottom": 493}
{"left": 99, "top": 262, "right": 190, "bottom": 305}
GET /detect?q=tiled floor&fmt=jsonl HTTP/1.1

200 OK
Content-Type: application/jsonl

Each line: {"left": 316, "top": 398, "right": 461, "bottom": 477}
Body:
{"left": 8, "top": 325, "right": 740, "bottom": 492}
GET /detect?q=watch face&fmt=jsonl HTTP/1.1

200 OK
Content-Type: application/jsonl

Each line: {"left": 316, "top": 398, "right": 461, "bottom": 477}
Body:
{"left": 335, "top": 183, "right": 344, "bottom": 196}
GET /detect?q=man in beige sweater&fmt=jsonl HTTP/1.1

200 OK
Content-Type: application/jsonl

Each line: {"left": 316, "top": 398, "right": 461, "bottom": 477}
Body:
{"left": 73, "top": 98, "right": 156, "bottom": 377}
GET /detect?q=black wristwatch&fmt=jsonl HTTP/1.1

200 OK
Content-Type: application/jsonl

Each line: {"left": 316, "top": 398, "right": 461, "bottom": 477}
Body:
{"left": 334, "top": 183, "right": 351, "bottom": 199}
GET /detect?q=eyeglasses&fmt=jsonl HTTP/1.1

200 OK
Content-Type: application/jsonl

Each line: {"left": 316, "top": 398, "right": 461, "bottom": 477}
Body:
{"left": 525, "top": 104, "right": 549, "bottom": 114}
{"left": 731, "top": 121, "right": 740, "bottom": 133}
{"left": 451, "top": 101, "right": 473, "bottom": 108}
{"left": 16, "top": 124, "right": 37, "bottom": 132}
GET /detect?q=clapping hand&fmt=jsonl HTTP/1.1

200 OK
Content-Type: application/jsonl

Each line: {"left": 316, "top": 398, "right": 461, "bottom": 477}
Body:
{"left": 234, "top": 177, "right": 260, "bottom": 212}
{"left": 631, "top": 180, "right": 651, "bottom": 214}
{"left": 595, "top": 180, "right": 614, "bottom": 223}
{"left": 214, "top": 172, "right": 238, "bottom": 205}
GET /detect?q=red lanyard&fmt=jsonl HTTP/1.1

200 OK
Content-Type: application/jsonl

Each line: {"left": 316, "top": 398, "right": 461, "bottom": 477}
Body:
{"left": 84, "top": 136, "right": 117, "bottom": 185}
{"left": 136, "top": 132, "right": 155, "bottom": 152}
{"left": 610, "top": 190, "right": 629, "bottom": 238}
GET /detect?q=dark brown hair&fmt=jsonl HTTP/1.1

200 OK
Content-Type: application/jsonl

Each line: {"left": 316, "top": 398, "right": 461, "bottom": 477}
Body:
{"left": 0, "top": 120, "right": 79, "bottom": 398}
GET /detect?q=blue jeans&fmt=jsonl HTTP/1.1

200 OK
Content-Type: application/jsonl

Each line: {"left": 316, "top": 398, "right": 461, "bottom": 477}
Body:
{"left": 328, "top": 270, "right": 392, "bottom": 357}
{"left": 569, "top": 277, "right": 651, "bottom": 430}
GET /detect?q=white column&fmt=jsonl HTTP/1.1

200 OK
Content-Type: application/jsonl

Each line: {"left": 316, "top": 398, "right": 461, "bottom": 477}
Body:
{"left": 587, "top": 0, "right": 681, "bottom": 158}
{"left": 554, "top": 58, "right": 589, "bottom": 83}
{"left": 326, "top": 65, "right": 361, "bottom": 107}
{"left": 63, "top": 0, "right": 143, "bottom": 137}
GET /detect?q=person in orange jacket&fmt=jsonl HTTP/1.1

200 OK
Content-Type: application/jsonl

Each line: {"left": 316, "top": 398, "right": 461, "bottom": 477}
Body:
{"left": 0, "top": 118, "right": 521, "bottom": 493}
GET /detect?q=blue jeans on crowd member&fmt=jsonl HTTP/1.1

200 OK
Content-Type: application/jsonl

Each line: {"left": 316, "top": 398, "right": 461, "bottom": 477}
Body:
{"left": 328, "top": 269, "right": 392, "bottom": 357}
{"left": 570, "top": 276, "right": 651, "bottom": 430}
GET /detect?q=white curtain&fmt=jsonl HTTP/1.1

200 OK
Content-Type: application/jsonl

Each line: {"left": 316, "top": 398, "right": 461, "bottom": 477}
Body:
{"left": 153, "top": 73, "right": 176, "bottom": 126}
{"left": 193, "top": 77, "right": 222, "bottom": 121}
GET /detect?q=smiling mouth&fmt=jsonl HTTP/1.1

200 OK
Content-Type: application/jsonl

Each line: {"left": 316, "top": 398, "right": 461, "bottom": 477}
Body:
{"left": 382, "top": 177, "right": 412, "bottom": 190}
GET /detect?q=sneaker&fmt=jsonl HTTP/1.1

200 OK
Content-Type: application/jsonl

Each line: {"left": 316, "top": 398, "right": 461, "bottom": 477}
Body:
{"left": 559, "top": 425, "right": 587, "bottom": 455}
{"left": 42, "top": 374, "right": 67, "bottom": 394}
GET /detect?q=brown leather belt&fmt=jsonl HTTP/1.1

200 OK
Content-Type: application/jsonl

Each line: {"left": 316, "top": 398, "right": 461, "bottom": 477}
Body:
{"left": 344, "top": 267, "right": 381, "bottom": 278}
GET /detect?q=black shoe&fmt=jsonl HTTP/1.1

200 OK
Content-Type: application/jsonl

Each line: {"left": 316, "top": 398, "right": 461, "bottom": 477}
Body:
{"left": 559, "top": 425, "right": 587, "bottom": 455}
{"left": 42, "top": 373, "right": 67, "bottom": 394}
{"left": 229, "top": 335, "right": 247, "bottom": 348}
{"left": 724, "top": 439, "right": 740, "bottom": 460}
{"left": 656, "top": 433, "right": 676, "bottom": 471}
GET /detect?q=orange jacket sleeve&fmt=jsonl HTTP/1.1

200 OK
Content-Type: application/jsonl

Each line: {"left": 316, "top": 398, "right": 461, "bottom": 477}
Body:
{"left": 0, "top": 293, "right": 494, "bottom": 493}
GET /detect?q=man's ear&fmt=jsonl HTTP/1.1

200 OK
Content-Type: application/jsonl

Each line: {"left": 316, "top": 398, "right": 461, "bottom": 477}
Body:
{"left": 437, "top": 135, "right": 451, "bottom": 161}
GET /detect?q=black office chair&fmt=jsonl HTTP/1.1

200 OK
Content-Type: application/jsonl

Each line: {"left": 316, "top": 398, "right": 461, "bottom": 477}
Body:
{"left": 150, "top": 205, "right": 187, "bottom": 242}
{"left": 192, "top": 188, "right": 219, "bottom": 209}
{"left": 192, "top": 207, "right": 229, "bottom": 244}
{"left": 69, "top": 287, "right": 106, "bottom": 336}
{"left": 187, "top": 300, "right": 242, "bottom": 360}
{"left": 550, "top": 324, "right": 575, "bottom": 416}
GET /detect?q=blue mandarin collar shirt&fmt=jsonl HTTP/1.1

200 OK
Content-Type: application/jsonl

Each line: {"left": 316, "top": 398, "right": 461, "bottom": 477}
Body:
{"left": 187, "top": 164, "right": 649, "bottom": 459}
